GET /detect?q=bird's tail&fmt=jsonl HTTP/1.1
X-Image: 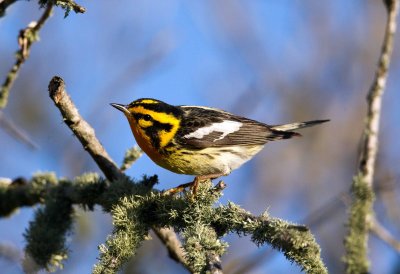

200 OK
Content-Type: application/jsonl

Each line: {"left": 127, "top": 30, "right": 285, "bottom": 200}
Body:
{"left": 270, "top": 119, "right": 330, "bottom": 132}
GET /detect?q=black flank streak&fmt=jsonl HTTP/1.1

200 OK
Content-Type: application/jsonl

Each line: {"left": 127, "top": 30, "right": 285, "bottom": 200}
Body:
{"left": 199, "top": 153, "right": 215, "bottom": 160}
{"left": 228, "top": 150, "right": 247, "bottom": 159}
{"left": 179, "top": 159, "right": 191, "bottom": 164}
{"left": 179, "top": 151, "right": 193, "bottom": 155}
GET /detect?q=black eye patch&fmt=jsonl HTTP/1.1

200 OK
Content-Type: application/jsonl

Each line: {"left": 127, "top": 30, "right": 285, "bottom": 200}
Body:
{"left": 143, "top": 114, "right": 152, "bottom": 121}
{"left": 132, "top": 113, "right": 152, "bottom": 122}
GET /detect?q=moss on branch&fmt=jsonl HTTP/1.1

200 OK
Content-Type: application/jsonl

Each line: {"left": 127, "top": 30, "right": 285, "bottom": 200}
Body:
{"left": 0, "top": 175, "right": 326, "bottom": 273}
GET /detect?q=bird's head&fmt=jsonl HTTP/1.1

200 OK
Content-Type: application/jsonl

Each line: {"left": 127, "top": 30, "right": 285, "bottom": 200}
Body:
{"left": 110, "top": 98, "right": 183, "bottom": 150}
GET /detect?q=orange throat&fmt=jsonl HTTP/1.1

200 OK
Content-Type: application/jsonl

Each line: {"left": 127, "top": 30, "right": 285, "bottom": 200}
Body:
{"left": 128, "top": 118, "right": 161, "bottom": 161}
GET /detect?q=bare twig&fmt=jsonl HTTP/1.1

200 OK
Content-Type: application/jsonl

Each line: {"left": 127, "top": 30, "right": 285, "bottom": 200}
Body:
{"left": 358, "top": 0, "right": 398, "bottom": 188}
{"left": 227, "top": 248, "right": 273, "bottom": 274}
{"left": 48, "top": 76, "right": 122, "bottom": 181}
{"left": 370, "top": 216, "right": 400, "bottom": 253}
{"left": 0, "top": 0, "right": 17, "bottom": 17}
{"left": 0, "top": 3, "right": 53, "bottom": 109}
{"left": 206, "top": 252, "right": 223, "bottom": 274}
{"left": 153, "top": 227, "right": 194, "bottom": 272}
{"left": 344, "top": 0, "right": 400, "bottom": 273}
{"left": 0, "top": 243, "right": 22, "bottom": 265}
{"left": 0, "top": 111, "right": 38, "bottom": 149}
{"left": 47, "top": 76, "right": 191, "bottom": 272}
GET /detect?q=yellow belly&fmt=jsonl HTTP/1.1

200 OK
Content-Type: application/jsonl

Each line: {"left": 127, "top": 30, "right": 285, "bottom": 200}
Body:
{"left": 128, "top": 119, "right": 264, "bottom": 176}
{"left": 155, "top": 145, "right": 264, "bottom": 176}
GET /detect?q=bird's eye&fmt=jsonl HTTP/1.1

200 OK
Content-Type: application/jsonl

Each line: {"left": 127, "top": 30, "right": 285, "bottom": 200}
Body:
{"left": 143, "top": 114, "right": 152, "bottom": 121}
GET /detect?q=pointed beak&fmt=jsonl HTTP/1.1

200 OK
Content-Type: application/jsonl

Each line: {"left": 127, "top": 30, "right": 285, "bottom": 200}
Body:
{"left": 110, "top": 103, "right": 129, "bottom": 115}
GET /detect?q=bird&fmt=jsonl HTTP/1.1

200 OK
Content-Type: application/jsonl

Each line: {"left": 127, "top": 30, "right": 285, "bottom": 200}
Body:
{"left": 111, "top": 98, "right": 328, "bottom": 194}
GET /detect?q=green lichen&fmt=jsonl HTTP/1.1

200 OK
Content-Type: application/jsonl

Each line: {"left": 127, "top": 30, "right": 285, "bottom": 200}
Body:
{"left": 344, "top": 174, "right": 375, "bottom": 274}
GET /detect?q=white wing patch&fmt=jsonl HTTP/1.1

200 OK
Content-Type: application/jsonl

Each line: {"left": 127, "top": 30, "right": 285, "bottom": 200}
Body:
{"left": 183, "top": 120, "right": 242, "bottom": 142}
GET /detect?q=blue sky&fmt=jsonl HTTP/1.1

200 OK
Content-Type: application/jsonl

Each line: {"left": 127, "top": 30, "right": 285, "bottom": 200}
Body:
{"left": 1, "top": 1, "right": 400, "bottom": 273}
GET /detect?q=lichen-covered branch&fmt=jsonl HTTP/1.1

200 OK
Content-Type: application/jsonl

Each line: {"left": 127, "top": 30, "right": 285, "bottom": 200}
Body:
{"left": 47, "top": 76, "right": 191, "bottom": 272}
{"left": 0, "top": 3, "right": 53, "bottom": 109}
{"left": 24, "top": 187, "right": 73, "bottom": 271}
{"left": 212, "top": 203, "right": 327, "bottom": 274}
{"left": 51, "top": 0, "right": 86, "bottom": 16}
{"left": 1, "top": 176, "right": 327, "bottom": 274}
{"left": 0, "top": 0, "right": 85, "bottom": 18}
{"left": 344, "top": 0, "right": 399, "bottom": 273}
{"left": 120, "top": 146, "right": 142, "bottom": 171}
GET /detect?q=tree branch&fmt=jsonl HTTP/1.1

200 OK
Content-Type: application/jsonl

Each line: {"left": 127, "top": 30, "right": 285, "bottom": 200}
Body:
{"left": 0, "top": 0, "right": 17, "bottom": 17}
{"left": 205, "top": 252, "right": 223, "bottom": 274}
{"left": 0, "top": 3, "right": 53, "bottom": 109}
{"left": 153, "top": 227, "right": 193, "bottom": 273}
{"left": 212, "top": 205, "right": 327, "bottom": 274}
{"left": 370, "top": 216, "right": 400, "bottom": 253}
{"left": 48, "top": 76, "right": 122, "bottom": 181}
{"left": 53, "top": 0, "right": 86, "bottom": 15}
{"left": 0, "top": 111, "right": 38, "bottom": 149}
{"left": 0, "top": 243, "right": 22, "bottom": 265}
{"left": 344, "top": 0, "right": 400, "bottom": 273}
{"left": 47, "top": 76, "right": 191, "bottom": 272}
{"left": 0, "top": 174, "right": 327, "bottom": 274}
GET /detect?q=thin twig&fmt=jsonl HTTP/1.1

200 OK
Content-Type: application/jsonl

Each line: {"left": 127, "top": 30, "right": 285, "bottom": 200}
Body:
{"left": 227, "top": 248, "right": 273, "bottom": 274}
{"left": 0, "top": 0, "right": 17, "bottom": 17}
{"left": 57, "top": 0, "right": 86, "bottom": 14}
{"left": 370, "top": 216, "right": 400, "bottom": 253}
{"left": 0, "top": 111, "right": 38, "bottom": 149}
{"left": 0, "top": 3, "right": 53, "bottom": 109}
{"left": 48, "top": 76, "right": 122, "bottom": 181}
{"left": 357, "top": 1, "right": 398, "bottom": 186}
{"left": 153, "top": 227, "right": 193, "bottom": 273}
{"left": 344, "top": 0, "right": 399, "bottom": 273}
{"left": 47, "top": 76, "right": 191, "bottom": 272}
{"left": 0, "top": 243, "right": 22, "bottom": 265}
{"left": 205, "top": 252, "right": 223, "bottom": 274}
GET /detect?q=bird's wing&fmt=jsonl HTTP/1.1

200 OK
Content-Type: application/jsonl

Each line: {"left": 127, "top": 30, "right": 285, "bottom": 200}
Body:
{"left": 175, "top": 106, "right": 296, "bottom": 149}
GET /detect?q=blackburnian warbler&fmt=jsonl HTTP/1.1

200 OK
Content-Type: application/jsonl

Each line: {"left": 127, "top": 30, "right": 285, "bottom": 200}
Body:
{"left": 111, "top": 98, "right": 328, "bottom": 193}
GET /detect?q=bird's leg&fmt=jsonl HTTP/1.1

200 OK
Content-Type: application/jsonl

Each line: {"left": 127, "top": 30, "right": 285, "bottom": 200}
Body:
{"left": 163, "top": 173, "right": 225, "bottom": 196}
{"left": 163, "top": 181, "right": 194, "bottom": 196}
{"left": 191, "top": 173, "right": 226, "bottom": 195}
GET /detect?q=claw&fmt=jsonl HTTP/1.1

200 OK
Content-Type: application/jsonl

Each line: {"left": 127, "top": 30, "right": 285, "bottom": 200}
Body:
{"left": 163, "top": 173, "right": 226, "bottom": 197}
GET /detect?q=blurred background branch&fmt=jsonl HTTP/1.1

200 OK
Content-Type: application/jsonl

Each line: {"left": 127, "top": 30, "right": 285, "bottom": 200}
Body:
{"left": 0, "top": 3, "right": 53, "bottom": 109}
{"left": 370, "top": 216, "right": 400, "bottom": 253}
{"left": 0, "top": 0, "right": 17, "bottom": 17}
{"left": 0, "top": 111, "right": 38, "bottom": 149}
{"left": 344, "top": 0, "right": 399, "bottom": 273}
{"left": 1, "top": 1, "right": 400, "bottom": 273}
